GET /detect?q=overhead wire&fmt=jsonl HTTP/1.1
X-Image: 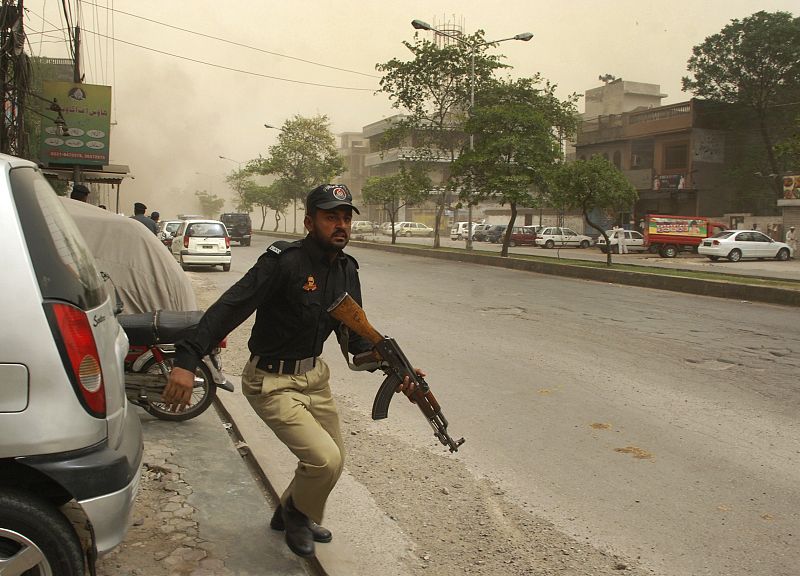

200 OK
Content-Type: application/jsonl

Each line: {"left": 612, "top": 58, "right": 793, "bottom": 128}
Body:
{"left": 80, "top": 0, "right": 380, "bottom": 79}
{"left": 82, "top": 28, "right": 376, "bottom": 91}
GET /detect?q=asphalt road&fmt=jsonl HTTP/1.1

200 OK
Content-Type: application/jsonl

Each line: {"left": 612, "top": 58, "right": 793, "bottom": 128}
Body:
{"left": 212, "top": 237, "right": 800, "bottom": 576}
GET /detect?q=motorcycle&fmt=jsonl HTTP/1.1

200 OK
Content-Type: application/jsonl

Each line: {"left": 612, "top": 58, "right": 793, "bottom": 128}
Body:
{"left": 119, "top": 310, "right": 234, "bottom": 421}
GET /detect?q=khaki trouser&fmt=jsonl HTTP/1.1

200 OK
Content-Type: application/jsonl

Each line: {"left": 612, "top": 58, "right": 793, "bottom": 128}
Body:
{"left": 241, "top": 357, "right": 344, "bottom": 524}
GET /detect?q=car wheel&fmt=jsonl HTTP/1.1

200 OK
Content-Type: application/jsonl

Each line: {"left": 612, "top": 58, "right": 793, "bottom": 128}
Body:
{"left": 599, "top": 246, "right": 608, "bottom": 254}
{"left": 708, "top": 256, "right": 720, "bottom": 261}
{"left": 580, "top": 240, "right": 590, "bottom": 249}
{"left": 727, "top": 249, "right": 742, "bottom": 262}
{"left": 142, "top": 356, "right": 217, "bottom": 421}
{"left": 776, "top": 248, "right": 790, "bottom": 261}
{"left": 545, "top": 240, "right": 555, "bottom": 249}
{"left": 0, "top": 490, "right": 85, "bottom": 576}
{"left": 660, "top": 245, "right": 677, "bottom": 258}
{"left": 180, "top": 256, "right": 187, "bottom": 271}
{"left": 404, "top": 231, "right": 412, "bottom": 237}
{"left": 244, "top": 239, "right": 251, "bottom": 247}
{"left": 223, "top": 263, "right": 231, "bottom": 272}
{"left": 509, "top": 240, "right": 516, "bottom": 247}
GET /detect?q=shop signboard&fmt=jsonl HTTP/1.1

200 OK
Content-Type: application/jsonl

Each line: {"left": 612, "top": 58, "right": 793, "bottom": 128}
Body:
{"left": 39, "top": 81, "right": 112, "bottom": 166}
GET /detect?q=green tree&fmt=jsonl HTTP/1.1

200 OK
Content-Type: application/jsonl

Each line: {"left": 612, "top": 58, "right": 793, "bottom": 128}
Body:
{"left": 243, "top": 179, "right": 292, "bottom": 231}
{"left": 682, "top": 11, "right": 800, "bottom": 196}
{"left": 361, "top": 167, "right": 432, "bottom": 244}
{"left": 194, "top": 190, "right": 225, "bottom": 219}
{"left": 549, "top": 156, "right": 638, "bottom": 266}
{"left": 377, "top": 32, "right": 506, "bottom": 247}
{"left": 250, "top": 115, "right": 345, "bottom": 233}
{"left": 225, "top": 168, "right": 253, "bottom": 211}
{"left": 452, "top": 77, "right": 578, "bottom": 257}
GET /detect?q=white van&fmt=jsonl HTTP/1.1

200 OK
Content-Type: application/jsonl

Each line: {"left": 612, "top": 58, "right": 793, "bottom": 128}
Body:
{"left": 450, "top": 221, "right": 475, "bottom": 240}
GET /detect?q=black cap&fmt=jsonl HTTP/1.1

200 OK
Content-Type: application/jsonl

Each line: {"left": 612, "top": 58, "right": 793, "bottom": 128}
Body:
{"left": 70, "top": 184, "right": 90, "bottom": 199}
{"left": 306, "top": 184, "right": 360, "bottom": 214}
{"left": 134, "top": 202, "right": 147, "bottom": 212}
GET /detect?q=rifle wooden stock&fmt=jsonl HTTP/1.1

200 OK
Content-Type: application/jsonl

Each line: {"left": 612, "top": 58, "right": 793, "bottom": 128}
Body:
{"left": 327, "top": 292, "right": 465, "bottom": 453}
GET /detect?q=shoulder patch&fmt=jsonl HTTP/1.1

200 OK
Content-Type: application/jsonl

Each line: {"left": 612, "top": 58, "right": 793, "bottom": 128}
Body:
{"left": 266, "top": 240, "right": 299, "bottom": 257}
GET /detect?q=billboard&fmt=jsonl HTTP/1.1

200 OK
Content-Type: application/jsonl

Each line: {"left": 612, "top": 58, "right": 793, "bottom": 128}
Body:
{"left": 39, "top": 81, "right": 111, "bottom": 166}
{"left": 783, "top": 175, "right": 800, "bottom": 200}
{"left": 648, "top": 216, "right": 707, "bottom": 237}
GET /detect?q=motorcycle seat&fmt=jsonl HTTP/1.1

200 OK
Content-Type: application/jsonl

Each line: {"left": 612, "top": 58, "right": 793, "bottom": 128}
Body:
{"left": 118, "top": 310, "right": 205, "bottom": 346}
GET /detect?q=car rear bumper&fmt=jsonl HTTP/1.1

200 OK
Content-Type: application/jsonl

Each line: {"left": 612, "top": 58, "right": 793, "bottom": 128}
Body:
{"left": 180, "top": 250, "right": 232, "bottom": 265}
{"left": 19, "top": 407, "right": 143, "bottom": 555}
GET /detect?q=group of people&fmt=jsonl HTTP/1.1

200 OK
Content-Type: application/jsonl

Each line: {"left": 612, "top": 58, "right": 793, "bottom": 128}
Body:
{"left": 70, "top": 183, "right": 160, "bottom": 235}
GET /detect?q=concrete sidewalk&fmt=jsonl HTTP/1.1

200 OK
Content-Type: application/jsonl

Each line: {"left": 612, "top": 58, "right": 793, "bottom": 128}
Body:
{"left": 215, "top": 375, "right": 416, "bottom": 576}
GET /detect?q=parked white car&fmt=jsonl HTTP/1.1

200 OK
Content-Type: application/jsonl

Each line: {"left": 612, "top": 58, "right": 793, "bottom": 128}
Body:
{"left": 383, "top": 221, "right": 434, "bottom": 237}
{"left": 171, "top": 219, "right": 232, "bottom": 271}
{"left": 450, "top": 221, "right": 478, "bottom": 240}
{"left": 535, "top": 226, "right": 594, "bottom": 249}
{"left": 698, "top": 230, "right": 793, "bottom": 262}
{"left": 596, "top": 229, "right": 647, "bottom": 253}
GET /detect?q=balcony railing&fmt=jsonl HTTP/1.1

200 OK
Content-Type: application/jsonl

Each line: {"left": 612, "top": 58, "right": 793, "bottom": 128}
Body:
{"left": 628, "top": 103, "right": 691, "bottom": 125}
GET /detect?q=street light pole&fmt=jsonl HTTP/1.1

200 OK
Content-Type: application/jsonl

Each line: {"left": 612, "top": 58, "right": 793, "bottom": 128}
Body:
{"left": 411, "top": 20, "right": 533, "bottom": 250}
{"left": 219, "top": 155, "right": 245, "bottom": 209}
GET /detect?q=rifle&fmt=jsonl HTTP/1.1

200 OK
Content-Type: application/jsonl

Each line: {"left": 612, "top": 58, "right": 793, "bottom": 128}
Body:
{"left": 327, "top": 293, "right": 465, "bottom": 453}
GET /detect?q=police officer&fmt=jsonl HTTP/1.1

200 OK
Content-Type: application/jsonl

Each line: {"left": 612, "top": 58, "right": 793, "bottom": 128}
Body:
{"left": 131, "top": 202, "right": 157, "bottom": 234}
{"left": 163, "top": 184, "right": 417, "bottom": 558}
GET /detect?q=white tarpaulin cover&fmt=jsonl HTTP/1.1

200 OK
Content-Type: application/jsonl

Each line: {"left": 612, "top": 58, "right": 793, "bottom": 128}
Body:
{"left": 60, "top": 198, "right": 197, "bottom": 313}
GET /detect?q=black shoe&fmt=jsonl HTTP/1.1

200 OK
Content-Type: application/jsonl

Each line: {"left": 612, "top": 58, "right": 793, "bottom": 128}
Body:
{"left": 280, "top": 497, "right": 315, "bottom": 558}
{"left": 271, "top": 503, "right": 333, "bottom": 543}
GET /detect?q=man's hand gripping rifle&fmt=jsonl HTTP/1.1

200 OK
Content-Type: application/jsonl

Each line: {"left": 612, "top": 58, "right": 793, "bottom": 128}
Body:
{"left": 327, "top": 293, "right": 465, "bottom": 453}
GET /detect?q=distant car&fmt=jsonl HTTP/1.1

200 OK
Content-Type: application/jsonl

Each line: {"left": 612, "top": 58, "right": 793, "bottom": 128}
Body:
{"left": 471, "top": 223, "right": 492, "bottom": 240}
{"left": 450, "top": 221, "right": 478, "bottom": 240}
{"left": 157, "top": 219, "right": 182, "bottom": 247}
{"left": 507, "top": 226, "right": 538, "bottom": 246}
{"left": 384, "top": 221, "right": 434, "bottom": 237}
{"left": 535, "top": 227, "right": 593, "bottom": 249}
{"left": 171, "top": 219, "right": 232, "bottom": 271}
{"left": 596, "top": 230, "right": 647, "bottom": 253}
{"left": 351, "top": 220, "right": 376, "bottom": 235}
{"left": 698, "top": 230, "right": 793, "bottom": 262}
{"left": 485, "top": 224, "right": 509, "bottom": 243}
{"left": 219, "top": 212, "right": 252, "bottom": 246}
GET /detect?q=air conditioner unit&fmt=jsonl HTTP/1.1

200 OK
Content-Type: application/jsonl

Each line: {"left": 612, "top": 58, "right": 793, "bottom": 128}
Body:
{"left": 631, "top": 154, "right": 642, "bottom": 167}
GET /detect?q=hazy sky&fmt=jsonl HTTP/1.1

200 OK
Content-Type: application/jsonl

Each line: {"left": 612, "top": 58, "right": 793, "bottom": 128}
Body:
{"left": 24, "top": 0, "right": 797, "bottom": 216}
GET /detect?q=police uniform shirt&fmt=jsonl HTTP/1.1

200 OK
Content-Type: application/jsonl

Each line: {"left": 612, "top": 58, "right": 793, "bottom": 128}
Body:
{"left": 174, "top": 237, "right": 372, "bottom": 372}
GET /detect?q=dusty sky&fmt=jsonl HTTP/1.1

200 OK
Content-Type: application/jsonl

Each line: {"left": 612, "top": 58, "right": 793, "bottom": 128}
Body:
{"left": 24, "top": 0, "right": 797, "bottom": 217}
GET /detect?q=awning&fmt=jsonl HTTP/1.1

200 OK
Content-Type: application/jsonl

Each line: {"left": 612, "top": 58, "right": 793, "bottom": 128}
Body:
{"left": 41, "top": 163, "right": 131, "bottom": 185}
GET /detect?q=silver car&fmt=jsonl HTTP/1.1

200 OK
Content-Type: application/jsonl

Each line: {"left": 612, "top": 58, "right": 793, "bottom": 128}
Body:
{"left": 698, "top": 230, "right": 793, "bottom": 262}
{"left": 0, "top": 154, "right": 143, "bottom": 574}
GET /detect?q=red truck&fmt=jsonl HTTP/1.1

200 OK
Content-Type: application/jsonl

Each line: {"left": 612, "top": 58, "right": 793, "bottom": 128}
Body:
{"left": 644, "top": 214, "right": 727, "bottom": 258}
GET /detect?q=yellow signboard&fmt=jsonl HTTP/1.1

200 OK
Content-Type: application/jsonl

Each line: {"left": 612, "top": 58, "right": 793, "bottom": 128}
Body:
{"left": 40, "top": 81, "right": 112, "bottom": 166}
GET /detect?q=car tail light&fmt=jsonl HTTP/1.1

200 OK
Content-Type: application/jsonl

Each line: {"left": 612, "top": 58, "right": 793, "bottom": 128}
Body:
{"left": 712, "top": 240, "right": 720, "bottom": 246}
{"left": 225, "top": 236, "right": 231, "bottom": 248}
{"left": 46, "top": 303, "right": 106, "bottom": 418}
{"left": 184, "top": 234, "right": 190, "bottom": 249}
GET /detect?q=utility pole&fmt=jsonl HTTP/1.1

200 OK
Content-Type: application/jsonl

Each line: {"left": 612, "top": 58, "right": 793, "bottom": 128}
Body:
{"left": 72, "top": 25, "right": 82, "bottom": 185}
{"left": 1, "top": 0, "right": 26, "bottom": 156}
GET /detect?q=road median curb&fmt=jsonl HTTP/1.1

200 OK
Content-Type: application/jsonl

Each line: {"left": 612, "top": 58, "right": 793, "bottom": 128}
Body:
{"left": 254, "top": 231, "right": 800, "bottom": 307}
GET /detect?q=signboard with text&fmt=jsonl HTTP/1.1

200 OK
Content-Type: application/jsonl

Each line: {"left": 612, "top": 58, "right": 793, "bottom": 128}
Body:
{"left": 39, "top": 81, "right": 112, "bottom": 166}
{"left": 648, "top": 216, "right": 707, "bottom": 237}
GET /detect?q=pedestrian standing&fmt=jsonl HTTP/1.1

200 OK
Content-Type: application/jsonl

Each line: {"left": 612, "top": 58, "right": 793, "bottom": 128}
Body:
{"left": 616, "top": 225, "right": 628, "bottom": 254}
{"left": 162, "top": 184, "right": 420, "bottom": 559}
{"left": 786, "top": 225, "right": 797, "bottom": 257}
{"left": 131, "top": 202, "right": 157, "bottom": 234}
{"left": 150, "top": 211, "right": 160, "bottom": 226}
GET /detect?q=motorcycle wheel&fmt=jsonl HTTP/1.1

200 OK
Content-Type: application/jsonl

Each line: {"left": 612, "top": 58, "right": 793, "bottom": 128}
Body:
{"left": 141, "top": 355, "right": 217, "bottom": 421}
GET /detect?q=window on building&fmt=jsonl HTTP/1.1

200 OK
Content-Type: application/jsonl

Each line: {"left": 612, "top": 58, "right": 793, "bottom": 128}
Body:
{"left": 613, "top": 150, "right": 621, "bottom": 169}
{"left": 664, "top": 143, "right": 688, "bottom": 170}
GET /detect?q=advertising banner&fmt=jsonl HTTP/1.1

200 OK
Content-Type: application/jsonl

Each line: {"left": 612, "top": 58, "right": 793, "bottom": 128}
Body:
{"left": 39, "top": 81, "right": 112, "bottom": 166}
{"left": 783, "top": 175, "right": 800, "bottom": 200}
{"left": 648, "top": 216, "right": 707, "bottom": 237}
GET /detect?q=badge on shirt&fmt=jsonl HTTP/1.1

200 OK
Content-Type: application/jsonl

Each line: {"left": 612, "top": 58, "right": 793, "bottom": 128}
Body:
{"left": 303, "top": 276, "right": 317, "bottom": 291}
